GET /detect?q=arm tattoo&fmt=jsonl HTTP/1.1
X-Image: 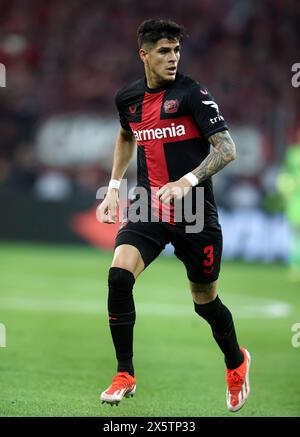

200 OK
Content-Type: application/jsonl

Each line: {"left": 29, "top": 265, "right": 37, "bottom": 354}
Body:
{"left": 192, "top": 130, "right": 236, "bottom": 183}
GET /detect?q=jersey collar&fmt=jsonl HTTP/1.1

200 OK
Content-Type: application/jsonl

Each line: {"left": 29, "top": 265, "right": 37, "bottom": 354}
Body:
{"left": 143, "top": 72, "right": 180, "bottom": 93}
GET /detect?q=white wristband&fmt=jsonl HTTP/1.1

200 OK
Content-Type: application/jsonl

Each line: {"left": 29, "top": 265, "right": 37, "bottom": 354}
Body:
{"left": 184, "top": 172, "right": 199, "bottom": 187}
{"left": 108, "top": 179, "right": 121, "bottom": 190}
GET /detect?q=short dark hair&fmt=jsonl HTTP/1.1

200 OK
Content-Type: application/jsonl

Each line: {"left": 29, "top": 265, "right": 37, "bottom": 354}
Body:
{"left": 137, "top": 19, "right": 186, "bottom": 49}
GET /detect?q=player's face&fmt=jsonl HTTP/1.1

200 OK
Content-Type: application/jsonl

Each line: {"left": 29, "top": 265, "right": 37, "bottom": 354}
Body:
{"left": 141, "top": 38, "right": 181, "bottom": 87}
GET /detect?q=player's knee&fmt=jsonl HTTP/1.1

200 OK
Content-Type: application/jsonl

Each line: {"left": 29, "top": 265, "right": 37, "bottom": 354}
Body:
{"left": 194, "top": 295, "right": 222, "bottom": 318}
{"left": 108, "top": 267, "right": 135, "bottom": 299}
{"left": 194, "top": 295, "right": 233, "bottom": 329}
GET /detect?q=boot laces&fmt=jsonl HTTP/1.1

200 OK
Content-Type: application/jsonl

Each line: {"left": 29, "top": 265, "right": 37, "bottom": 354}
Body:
{"left": 227, "top": 369, "right": 243, "bottom": 392}
{"left": 111, "top": 372, "right": 131, "bottom": 389}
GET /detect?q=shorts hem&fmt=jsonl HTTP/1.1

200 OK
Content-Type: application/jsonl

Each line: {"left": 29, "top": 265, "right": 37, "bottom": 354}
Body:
{"left": 187, "top": 272, "right": 220, "bottom": 284}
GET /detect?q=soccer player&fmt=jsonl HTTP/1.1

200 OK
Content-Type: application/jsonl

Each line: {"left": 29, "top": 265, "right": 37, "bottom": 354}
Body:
{"left": 98, "top": 19, "right": 251, "bottom": 412}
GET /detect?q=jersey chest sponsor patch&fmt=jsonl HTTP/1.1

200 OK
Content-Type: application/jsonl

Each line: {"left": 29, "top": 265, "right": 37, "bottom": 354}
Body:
{"left": 131, "top": 116, "right": 201, "bottom": 144}
{"left": 133, "top": 122, "right": 185, "bottom": 141}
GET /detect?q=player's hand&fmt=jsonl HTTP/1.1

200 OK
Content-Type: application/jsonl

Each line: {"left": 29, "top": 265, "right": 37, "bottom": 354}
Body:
{"left": 96, "top": 188, "right": 119, "bottom": 224}
{"left": 156, "top": 177, "right": 193, "bottom": 205}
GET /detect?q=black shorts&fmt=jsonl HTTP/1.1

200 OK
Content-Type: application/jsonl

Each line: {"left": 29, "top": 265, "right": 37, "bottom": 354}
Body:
{"left": 115, "top": 220, "right": 223, "bottom": 284}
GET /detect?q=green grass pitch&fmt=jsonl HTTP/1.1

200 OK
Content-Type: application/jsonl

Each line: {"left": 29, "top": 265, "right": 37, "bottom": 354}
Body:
{"left": 0, "top": 243, "right": 299, "bottom": 417}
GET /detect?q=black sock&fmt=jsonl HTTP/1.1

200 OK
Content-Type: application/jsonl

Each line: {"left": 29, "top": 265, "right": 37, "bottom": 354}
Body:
{"left": 108, "top": 267, "right": 136, "bottom": 376}
{"left": 194, "top": 296, "right": 244, "bottom": 369}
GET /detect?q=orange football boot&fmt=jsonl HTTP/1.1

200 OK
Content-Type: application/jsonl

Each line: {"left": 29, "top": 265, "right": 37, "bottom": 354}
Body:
{"left": 100, "top": 372, "right": 136, "bottom": 406}
{"left": 226, "top": 347, "right": 251, "bottom": 412}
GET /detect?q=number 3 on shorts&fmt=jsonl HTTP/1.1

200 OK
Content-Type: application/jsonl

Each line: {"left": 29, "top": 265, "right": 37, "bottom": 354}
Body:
{"left": 203, "top": 245, "right": 214, "bottom": 275}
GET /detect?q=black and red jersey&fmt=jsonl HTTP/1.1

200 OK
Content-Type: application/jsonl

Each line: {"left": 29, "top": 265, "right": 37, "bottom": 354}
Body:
{"left": 115, "top": 72, "right": 228, "bottom": 227}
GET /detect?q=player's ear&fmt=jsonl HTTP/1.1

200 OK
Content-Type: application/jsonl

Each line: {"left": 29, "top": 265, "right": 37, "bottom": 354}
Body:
{"left": 139, "top": 48, "right": 147, "bottom": 64}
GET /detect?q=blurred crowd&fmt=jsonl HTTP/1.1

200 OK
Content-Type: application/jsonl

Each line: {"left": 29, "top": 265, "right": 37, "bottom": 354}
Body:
{"left": 0, "top": 0, "right": 299, "bottom": 206}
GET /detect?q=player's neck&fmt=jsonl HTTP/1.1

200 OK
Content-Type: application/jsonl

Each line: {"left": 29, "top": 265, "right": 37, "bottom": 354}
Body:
{"left": 145, "top": 71, "right": 170, "bottom": 90}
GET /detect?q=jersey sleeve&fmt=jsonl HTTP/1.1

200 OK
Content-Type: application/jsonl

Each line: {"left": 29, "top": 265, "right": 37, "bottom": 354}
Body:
{"left": 187, "top": 83, "right": 228, "bottom": 139}
{"left": 115, "top": 92, "right": 132, "bottom": 131}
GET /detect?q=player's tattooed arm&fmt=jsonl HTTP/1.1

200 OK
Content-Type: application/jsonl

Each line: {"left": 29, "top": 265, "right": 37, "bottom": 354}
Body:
{"left": 192, "top": 130, "right": 236, "bottom": 183}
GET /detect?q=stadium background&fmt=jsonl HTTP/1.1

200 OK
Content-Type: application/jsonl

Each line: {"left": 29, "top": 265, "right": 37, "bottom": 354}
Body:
{"left": 0, "top": 0, "right": 299, "bottom": 417}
